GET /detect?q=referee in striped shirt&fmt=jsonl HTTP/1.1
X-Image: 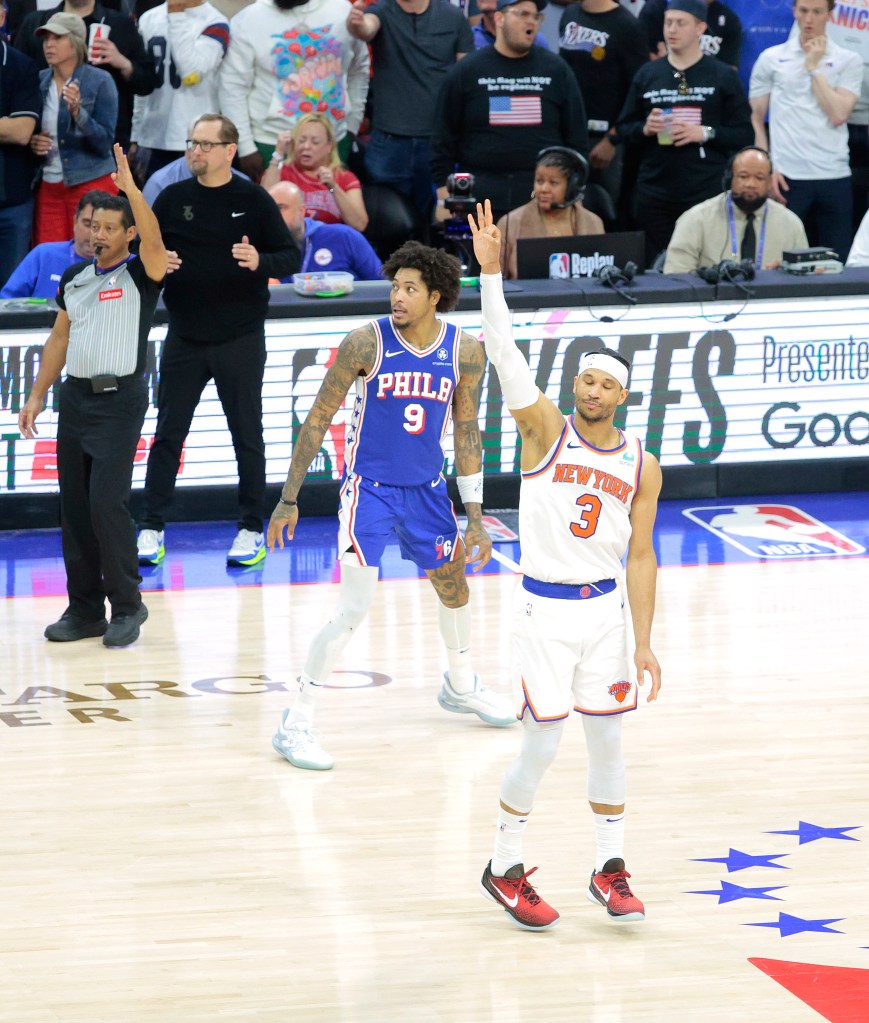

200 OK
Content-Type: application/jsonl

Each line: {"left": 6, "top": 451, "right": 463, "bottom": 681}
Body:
{"left": 19, "top": 144, "right": 168, "bottom": 648}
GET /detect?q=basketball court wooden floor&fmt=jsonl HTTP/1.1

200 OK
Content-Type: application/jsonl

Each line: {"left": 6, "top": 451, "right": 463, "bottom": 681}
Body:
{"left": 2, "top": 493, "right": 868, "bottom": 1023}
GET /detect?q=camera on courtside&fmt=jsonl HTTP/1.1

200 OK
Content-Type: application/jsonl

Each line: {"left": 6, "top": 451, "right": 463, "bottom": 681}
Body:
{"left": 444, "top": 172, "right": 477, "bottom": 217}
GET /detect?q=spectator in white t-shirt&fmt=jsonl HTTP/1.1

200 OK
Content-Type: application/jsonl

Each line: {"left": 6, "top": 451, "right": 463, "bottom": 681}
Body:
{"left": 749, "top": 0, "right": 862, "bottom": 261}
{"left": 131, "top": 0, "right": 230, "bottom": 183}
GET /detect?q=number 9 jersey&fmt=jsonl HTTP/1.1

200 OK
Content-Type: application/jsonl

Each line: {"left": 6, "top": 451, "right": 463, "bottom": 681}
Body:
{"left": 520, "top": 417, "right": 644, "bottom": 585}
{"left": 343, "top": 316, "right": 461, "bottom": 485}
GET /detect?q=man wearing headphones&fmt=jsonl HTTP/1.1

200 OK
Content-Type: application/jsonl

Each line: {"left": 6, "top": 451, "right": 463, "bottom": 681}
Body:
{"left": 496, "top": 146, "right": 604, "bottom": 278}
{"left": 663, "top": 146, "right": 808, "bottom": 273}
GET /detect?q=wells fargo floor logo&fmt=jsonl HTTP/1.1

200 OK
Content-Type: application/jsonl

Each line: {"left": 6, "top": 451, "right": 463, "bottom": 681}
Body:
{"left": 0, "top": 672, "right": 391, "bottom": 729}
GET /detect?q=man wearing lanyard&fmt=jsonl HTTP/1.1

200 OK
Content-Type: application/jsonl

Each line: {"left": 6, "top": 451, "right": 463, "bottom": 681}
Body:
{"left": 663, "top": 146, "right": 808, "bottom": 273}
{"left": 19, "top": 145, "right": 167, "bottom": 648}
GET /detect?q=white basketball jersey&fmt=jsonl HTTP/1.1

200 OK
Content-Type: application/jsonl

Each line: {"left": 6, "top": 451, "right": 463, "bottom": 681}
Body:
{"left": 519, "top": 417, "right": 643, "bottom": 585}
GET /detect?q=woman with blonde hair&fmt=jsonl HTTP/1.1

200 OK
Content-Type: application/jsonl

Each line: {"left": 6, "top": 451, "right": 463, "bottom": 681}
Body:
{"left": 261, "top": 113, "right": 368, "bottom": 232}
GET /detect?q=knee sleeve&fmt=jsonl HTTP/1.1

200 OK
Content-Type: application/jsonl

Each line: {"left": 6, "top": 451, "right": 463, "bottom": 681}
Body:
{"left": 302, "top": 555, "right": 379, "bottom": 682}
{"left": 582, "top": 714, "right": 626, "bottom": 806}
{"left": 500, "top": 718, "right": 565, "bottom": 812}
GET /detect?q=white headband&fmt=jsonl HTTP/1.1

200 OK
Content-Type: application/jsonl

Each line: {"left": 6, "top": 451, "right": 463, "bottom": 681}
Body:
{"left": 579, "top": 352, "right": 629, "bottom": 389}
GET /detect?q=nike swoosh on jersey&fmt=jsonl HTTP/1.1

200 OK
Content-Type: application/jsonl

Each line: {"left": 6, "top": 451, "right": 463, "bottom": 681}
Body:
{"left": 231, "top": 212, "right": 245, "bottom": 218}
{"left": 384, "top": 349, "right": 404, "bottom": 357}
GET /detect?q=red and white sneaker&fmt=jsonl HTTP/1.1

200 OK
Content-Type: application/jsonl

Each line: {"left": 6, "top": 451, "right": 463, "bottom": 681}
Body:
{"left": 480, "top": 861, "right": 560, "bottom": 931}
{"left": 586, "top": 857, "right": 645, "bottom": 921}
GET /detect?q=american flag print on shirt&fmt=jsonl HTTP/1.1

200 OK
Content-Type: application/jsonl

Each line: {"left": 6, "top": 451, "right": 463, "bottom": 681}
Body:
{"left": 489, "top": 95, "right": 542, "bottom": 125}
{"left": 668, "top": 105, "right": 702, "bottom": 124}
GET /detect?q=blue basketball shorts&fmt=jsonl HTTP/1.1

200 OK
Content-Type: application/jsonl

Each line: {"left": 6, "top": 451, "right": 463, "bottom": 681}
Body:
{"left": 337, "top": 471, "right": 461, "bottom": 571}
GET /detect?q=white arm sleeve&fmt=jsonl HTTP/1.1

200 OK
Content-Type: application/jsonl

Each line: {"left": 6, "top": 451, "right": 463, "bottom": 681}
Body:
{"left": 480, "top": 272, "right": 540, "bottom": 411}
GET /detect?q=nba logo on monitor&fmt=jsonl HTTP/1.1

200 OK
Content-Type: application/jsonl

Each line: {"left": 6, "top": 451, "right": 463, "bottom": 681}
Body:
{"left": 549, "top": 252, "right": 570, "bottom": 279}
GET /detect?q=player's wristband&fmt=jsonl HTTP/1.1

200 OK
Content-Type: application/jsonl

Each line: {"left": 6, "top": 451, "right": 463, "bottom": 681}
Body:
{"left": 457, "top": 472, "right": 483, "bottom": 507}
{"left": 278, "top": 496, "right": 297, "bottom": 507}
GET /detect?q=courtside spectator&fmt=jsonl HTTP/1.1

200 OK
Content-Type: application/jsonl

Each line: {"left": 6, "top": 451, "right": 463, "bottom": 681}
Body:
{"left": 617, "top": 0, "right": 751, "bottom": 263}
{"left": 0, "top": 2, "right": 41, "bottom": 290}
{"left": 130, "top": 0, "right": 230, "bottom": 182}
{"left": 558, "top": 0, "right": 647, "bottom": 206}
{"left": 269, "top": 180, "right": 382, "bottom": 280}
{"left": 219, "top": 0, "right": 369, "bottom": 184}
{"left": 474, "top": 0, "right": 548, "bottom": 48}
{"left": 663, "top": 146, "right": 808, "bottom": 272}
{"left": 15, "top": 0, "right": 155, "bottom": 148}
{"left": 749, "top": 0, "right": 862, "bottom": 261}
{"left": 496, "top": 146, "right": 603, "bottom": 278}
{"left": 347, "top": 0, "right": 473, "bottom": 223}
{"left": 639, "top": 0, "right": 741, "bottom": 67}
{"left": 432, "top": 0, "right": 588, "bottom": 223}
{"left": 30, "top": 13, "right": 119, "bottom": 244}
{"left": 260, "top": 113, "right": 368, "bottom": 232}
{"left": 1, "top": 188, "right": 109, "bottom": 297}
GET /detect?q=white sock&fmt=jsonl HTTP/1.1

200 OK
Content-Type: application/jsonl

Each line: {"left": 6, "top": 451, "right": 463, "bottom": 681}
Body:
{"left": 593, "top": 811, "right": 625, "bottom": 871}
{"left": 492, "top": 806, "right": 530, "bottom": 876}
{"left": 438, "top": 602, "right": 475, "bottom": 694}
{"left": 286, "top": 673, "right": 320, "bottom": 726}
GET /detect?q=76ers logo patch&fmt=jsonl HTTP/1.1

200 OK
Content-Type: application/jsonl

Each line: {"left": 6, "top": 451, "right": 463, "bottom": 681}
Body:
{"left": 435, "top": 536, "right": 453, "bottom": 560}
{"left": 608, "top": 681, "right": 632, "bottom": 703}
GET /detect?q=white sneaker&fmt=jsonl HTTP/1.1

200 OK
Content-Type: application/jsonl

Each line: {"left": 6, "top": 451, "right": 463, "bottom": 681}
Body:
{"left": 271, "top": 711, "right": 334, "bottom": 770}
{"left": 227, "top": 529, "right": 266, "bottom": 567}
{"left": 137, "top": 528, "right": 165, "bottom": 565}
{"left": 437, "top": 673, "right": 517, "bottom": 727}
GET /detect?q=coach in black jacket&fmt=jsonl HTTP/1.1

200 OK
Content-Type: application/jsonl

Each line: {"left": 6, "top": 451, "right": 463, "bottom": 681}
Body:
{"left": 137, "top": 114, "right": 300, "bottom": 568}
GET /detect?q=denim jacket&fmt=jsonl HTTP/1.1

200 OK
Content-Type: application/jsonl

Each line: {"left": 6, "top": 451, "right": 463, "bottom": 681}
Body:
{"left": 38, "top": 63, "right": 118, "bottom": 187}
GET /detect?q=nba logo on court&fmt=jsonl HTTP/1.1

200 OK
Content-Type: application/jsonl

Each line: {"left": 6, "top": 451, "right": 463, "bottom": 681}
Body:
{"left": 683, "top": 504, "right": 865, "bottom": 558}
{"left": 549, "top": 253, "right": 570, "bottom": 280}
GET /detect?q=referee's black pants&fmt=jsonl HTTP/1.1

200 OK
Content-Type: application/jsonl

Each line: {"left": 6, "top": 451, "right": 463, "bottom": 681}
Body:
{"left": 140, "top": 332, "right": 267, "bottom": 534}
{"left": 57, "top": 377, "right": 147, "bottom": 620}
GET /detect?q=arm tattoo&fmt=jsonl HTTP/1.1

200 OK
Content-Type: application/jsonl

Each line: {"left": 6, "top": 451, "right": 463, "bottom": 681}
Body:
{"left": 452, "top": 332, "right": 485, "bottom": 477}
{"left": 280, "top": 324, "right": 377, "bottom": 498}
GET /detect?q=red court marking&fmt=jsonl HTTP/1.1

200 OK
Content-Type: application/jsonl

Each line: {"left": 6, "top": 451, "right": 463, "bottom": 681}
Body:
{"left": 749, "top": 958, "right": 869, "bottom": 1022}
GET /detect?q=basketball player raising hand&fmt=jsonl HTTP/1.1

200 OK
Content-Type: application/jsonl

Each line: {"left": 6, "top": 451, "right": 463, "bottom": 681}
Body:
{"left": 469, "top": 199, "right": 662, "bottom": 931}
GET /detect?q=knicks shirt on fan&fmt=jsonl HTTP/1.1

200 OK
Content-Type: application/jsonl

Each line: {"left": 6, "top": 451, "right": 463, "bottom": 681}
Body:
{"left": 343, "top": 315, "right": 460, "bottom": 486}
{"left": 519, "top": 417, "right": 643, "bottom": 585}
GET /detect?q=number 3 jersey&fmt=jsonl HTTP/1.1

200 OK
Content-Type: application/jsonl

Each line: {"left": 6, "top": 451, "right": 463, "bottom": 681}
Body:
{"left": 344, "top": 315, "right": 461, "bottom": 486}
{"left": 520, "top": 417, "right": 644, "bottom": 585}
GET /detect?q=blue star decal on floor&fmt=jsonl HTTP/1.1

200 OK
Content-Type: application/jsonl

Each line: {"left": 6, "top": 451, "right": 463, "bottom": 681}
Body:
{"left": 745, "top": 913, "right": 845, "bottom": 937}
{"left": 687, "top": 881, "right": 787, "bottom": 904}
{"left": 766, "top": 821, "right": 862, "bottom": 845}
{"left": 692, "top": 849, "right": 790, "bottom": 872}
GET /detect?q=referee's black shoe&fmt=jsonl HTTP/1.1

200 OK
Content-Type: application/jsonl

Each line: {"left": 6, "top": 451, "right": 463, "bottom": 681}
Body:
{"left": 44, "top": 613, "right": 109, "bottom": 642}
{"left": 103, "top": 603, "right": 149, "bottom": 648}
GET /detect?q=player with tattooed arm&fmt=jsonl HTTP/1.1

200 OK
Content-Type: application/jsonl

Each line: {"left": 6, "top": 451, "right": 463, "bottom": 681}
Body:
{"left": 267, "top": 240, "right": 517, "bottom": 771}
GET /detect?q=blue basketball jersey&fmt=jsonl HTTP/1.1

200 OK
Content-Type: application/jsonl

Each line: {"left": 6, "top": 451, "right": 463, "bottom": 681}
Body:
{"left": 344, "top": 316, "right": 461, "bottom": 486}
